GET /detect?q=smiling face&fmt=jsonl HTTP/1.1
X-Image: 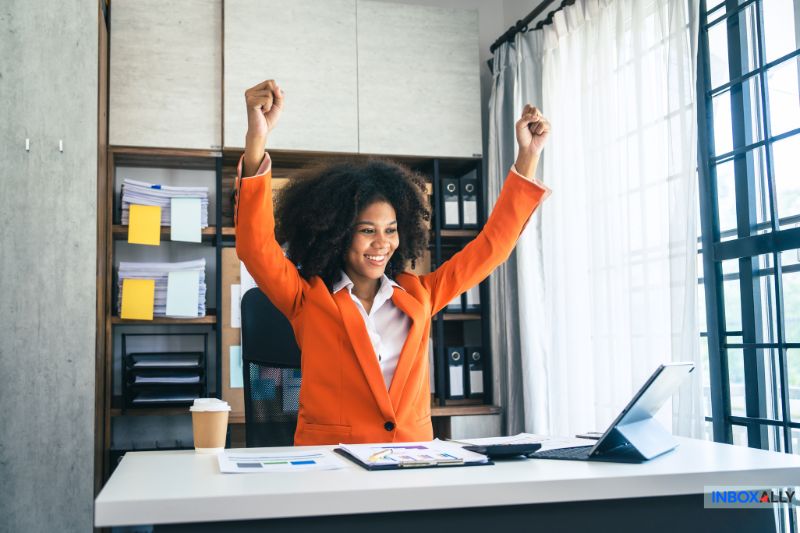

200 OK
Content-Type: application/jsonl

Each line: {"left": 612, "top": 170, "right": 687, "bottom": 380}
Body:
{"left": 343, "top": 200, "right": 400, "bottom": 290}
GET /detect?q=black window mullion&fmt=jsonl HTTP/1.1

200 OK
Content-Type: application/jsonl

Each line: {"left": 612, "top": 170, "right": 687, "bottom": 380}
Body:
{"left": 713, "top": 226, "right": 800, "bottom": 260}
{"left": 726, "top": 0, "right": 768, "bottom": 450}
{"left": 705, "top": 0, "right": 757, "bottom": 29}
{"left": 698, "top": 0, "right": 733, "bottom": 444}
{"left": 700, "top": 18, "right": 800, "bottom": 533}
{"left": 754, "top": 0, "right": 794, "bottom": 455}
{"left": 708, "top": 48, "right": 800, "bottom": 98}
{"left": 730, "top": 415, "right": 800, "bottom": 431}
{"left": 725, "top": 342, "right": 800, "bottom": 349}
{"left": 710, "top": 126, "right": 800, "bottom": 164}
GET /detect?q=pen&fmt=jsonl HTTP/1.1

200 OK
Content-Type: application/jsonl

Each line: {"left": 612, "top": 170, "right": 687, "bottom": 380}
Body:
{"left": 368, "top": 448, "right": 392, "bottom": 462}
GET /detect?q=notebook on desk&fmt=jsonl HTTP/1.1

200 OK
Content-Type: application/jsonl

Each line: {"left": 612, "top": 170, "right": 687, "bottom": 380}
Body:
{"left": 529, "top": 362, "right": 695, "bottom": 463}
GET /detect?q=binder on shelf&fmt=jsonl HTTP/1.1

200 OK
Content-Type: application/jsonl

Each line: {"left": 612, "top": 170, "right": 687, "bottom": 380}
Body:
{"left": 465, "top": 346, "right": 484, "bottom": 398}
{"left": 460, "top": 171, "right": 479, "bottom": 229}
{"left": 446, "top": 294, "right": 463, "bottom": 313}
{"left": 465, "top": 284, "right": 480, "bottom": 311}
{"left": 447, "top": 347, "right": 465, "bottom": 399}
{"left": 441, "top": 177, "right": 461, "bottom": 228}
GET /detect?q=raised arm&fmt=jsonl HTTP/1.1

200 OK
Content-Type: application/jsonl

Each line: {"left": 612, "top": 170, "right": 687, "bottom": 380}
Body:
{"left": 235, "top": 79, "right": 307, "bottom": 319}
{"left": 421, "top": 105, "right": 552, "bottom": 314}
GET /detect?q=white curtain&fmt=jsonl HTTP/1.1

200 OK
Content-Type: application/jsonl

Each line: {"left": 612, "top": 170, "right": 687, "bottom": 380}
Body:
{"left": 490, "top": 0, "right": 705, "bottom": 438}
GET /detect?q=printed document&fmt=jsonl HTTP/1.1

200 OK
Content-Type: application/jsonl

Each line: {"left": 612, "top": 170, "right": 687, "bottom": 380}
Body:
{"left": 218, "top": 450, "right": 346, "bottom": 473}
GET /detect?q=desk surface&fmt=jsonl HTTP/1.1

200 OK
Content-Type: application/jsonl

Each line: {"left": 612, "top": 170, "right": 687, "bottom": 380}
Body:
{"left": 95, "top": 437, "right": 800, "bottom": 527}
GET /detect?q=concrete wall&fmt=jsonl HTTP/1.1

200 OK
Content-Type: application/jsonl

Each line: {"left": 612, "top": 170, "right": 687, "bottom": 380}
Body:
{"left": 0, "top": 1, "right": 98, "bottom": 531}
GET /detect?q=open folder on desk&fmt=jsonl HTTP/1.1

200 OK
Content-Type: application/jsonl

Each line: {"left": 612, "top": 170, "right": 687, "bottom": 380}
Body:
{"left": 335, "top": 440, "right": 491, "bottom": 470}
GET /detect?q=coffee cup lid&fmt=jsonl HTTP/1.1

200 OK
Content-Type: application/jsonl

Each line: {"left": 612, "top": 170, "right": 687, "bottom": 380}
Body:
{"left": 190, "top": 398, "right": 231, "bottom": 412}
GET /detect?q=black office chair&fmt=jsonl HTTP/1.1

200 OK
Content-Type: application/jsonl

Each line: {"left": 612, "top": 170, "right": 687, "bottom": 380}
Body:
{"left": 240, "top": 287, "right": 302, "bottom": 447}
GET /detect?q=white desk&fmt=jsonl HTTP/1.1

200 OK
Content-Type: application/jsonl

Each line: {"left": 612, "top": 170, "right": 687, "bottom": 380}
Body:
{"left": 96, "top": 437, "right": 800, "bottom": 532}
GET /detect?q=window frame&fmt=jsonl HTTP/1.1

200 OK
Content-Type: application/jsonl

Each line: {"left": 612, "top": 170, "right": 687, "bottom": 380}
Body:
{"left": 697, "top": 0, "right": 800, "bottom": 457}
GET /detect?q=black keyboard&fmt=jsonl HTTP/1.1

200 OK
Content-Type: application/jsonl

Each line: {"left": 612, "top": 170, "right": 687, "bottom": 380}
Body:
{"left": 531, "top": 446, "right": 594, "bottom": 460}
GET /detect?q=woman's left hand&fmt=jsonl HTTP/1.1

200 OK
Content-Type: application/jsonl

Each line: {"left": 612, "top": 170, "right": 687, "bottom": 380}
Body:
{"left": 516, "top": 104, "right": 550, "bottom": 155}
{"left": 514, "top": 104, "right": 550, "bottom": 176}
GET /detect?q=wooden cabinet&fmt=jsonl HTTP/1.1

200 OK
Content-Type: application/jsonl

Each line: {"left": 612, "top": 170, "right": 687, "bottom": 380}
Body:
{"left": 223, "top": 0, "right": 359, "bottom": 152}
{"left": 109, "top": 0, "right": 222, "bottom": 150}
{"left": 110, "top": 0, "right": 481, "bottom": 157}
{"left": 356, "top": 0, "right": 482, "bottom": 157}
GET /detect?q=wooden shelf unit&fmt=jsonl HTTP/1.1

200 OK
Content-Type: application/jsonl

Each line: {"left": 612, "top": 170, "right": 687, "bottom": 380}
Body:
{"left": 431, "top": 404, "right": 502, "bottom": 417}
{"left": 442, "top": 313, "right": 481, "bottom": 321}
{"left": 440, "top": 229, "right": 479, "bottom": 238}
{"left": 110, "top": 315, "right": 217, "bottom": 325}
{"left": 110, "top": 407, "right": 191, "bottom": 417}
{"left": 101, "top": 146, "right": 223, "bottom": 484}
{"left": 112, "top": 225, "right": 218, "bottom": 240}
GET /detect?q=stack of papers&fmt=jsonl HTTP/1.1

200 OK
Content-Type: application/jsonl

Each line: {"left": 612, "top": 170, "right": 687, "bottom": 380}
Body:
{"left": 118, "top": 259, "right": 206, "bottom": 318}
{"left": 121, "top": 178, "right": 209, "bottom": 227}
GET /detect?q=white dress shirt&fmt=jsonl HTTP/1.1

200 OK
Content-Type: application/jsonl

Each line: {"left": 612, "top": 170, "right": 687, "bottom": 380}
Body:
{"left": 333, "top": 271, "right": 411, "bottom": 389}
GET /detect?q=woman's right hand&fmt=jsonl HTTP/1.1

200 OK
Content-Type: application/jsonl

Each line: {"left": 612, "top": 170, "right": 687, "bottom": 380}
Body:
{"left": 245, "top": 79, "right": 284, "bottom": 141}
{"left": 243, "top": 79, "right": 284, "bottom": 176}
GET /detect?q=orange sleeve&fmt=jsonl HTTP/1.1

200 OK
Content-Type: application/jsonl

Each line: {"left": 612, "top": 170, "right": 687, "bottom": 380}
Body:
{"left": 235, "top": 153, "right": 307, "bottom": 319}
{"left": 420, "top": 168, "right": 550, "bottom": 314}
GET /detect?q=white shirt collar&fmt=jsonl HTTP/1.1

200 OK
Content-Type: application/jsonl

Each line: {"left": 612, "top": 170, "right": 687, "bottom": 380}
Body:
{"left": 333, "top": 271, "right": 403, "bottom": 296}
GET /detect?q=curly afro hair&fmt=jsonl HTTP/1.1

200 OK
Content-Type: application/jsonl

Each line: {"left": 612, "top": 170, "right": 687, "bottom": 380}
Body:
{"left": 274, "top": 158, "right": 431, "bottom": 290}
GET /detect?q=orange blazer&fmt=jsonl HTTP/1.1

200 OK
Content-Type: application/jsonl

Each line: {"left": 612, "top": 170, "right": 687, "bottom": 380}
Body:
{"left": 235, "top": 155, "right": 549, "bottom": 445}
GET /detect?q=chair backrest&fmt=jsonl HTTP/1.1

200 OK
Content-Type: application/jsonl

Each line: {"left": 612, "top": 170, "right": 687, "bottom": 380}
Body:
{"left": 240, "top": 287, "right": 301, "bottom": 447}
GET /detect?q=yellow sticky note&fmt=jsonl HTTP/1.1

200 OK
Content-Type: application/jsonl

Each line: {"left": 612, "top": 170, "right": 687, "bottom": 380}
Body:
{"left": 121, "top": 278, "right": 155, "bottom": 320}
{"left": 129, "top": 204, "right": 161, "bottom": 246}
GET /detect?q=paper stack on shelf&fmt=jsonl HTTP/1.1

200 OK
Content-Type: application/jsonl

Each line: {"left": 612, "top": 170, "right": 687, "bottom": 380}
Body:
{"left": 117, "top": 259, "right": 207, "bottom": 317}
{"left": 121, "top": 178, "right": 209, "bottom": 227}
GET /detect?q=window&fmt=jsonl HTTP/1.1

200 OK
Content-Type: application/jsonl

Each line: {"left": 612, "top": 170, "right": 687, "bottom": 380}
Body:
{"left": 698, "top": 0, "right": 800, "bottom": 529}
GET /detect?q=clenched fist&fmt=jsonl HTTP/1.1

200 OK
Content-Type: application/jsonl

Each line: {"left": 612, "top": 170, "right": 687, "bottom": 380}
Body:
{"left": 245, "top": 79, "right": 284, "bottom": 140}
{"left": 243, "top": 79, "right": 284, "bottom": 176}
{"left": 514, "top": 104, "right": 550, "bottom": 177}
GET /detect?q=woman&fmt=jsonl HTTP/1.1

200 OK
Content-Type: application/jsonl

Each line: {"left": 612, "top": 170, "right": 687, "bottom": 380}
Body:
{"left": 235, "top": 79, "right": 551, "bottom": 445}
